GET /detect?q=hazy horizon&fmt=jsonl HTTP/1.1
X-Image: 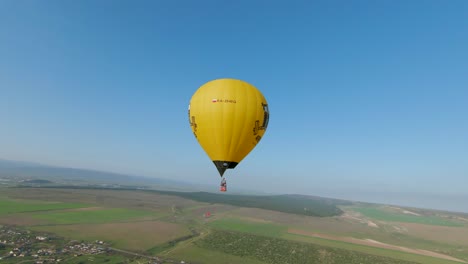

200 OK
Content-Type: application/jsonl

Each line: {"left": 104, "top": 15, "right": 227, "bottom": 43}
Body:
{"left": 1, "top": 157, "right": 467, "bottom": 214}
{"left": 1, "top": 1, "right": 467, "bottom": 213}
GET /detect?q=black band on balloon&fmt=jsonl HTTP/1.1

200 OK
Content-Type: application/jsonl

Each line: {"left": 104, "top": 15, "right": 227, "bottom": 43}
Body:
{"left": 213, "top": 161, "right": 238, "bottom": 177}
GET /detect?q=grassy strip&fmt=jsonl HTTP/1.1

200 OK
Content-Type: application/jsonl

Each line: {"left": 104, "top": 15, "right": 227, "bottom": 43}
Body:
{"left": 32, "top": 208, "right": 156, "bottom": 224}
{"left": 151, "top": 190, "right": 348, "bottom": 217}
{"left": 0, "top": 199, "right": 89, "bottom": 215}
{"left": 208, "top": 218, "right": 286, "bottom": 237}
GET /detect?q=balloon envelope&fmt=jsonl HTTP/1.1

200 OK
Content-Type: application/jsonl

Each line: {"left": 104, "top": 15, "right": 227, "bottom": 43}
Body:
{"left": 188, "top": 78, "right": 269, "bottom": 176}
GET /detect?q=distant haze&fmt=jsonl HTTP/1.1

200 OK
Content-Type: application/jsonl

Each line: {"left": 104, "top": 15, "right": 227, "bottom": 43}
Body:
{"left": 320, "top": 190, "right": 468, "bottom": 213}
{"left": 1, "top": 159, "right": 467, "bottom": 213}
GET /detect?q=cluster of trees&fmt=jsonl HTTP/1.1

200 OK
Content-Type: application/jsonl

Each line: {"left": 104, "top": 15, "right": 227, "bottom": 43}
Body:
{"left": 25, "top": 186, "right": 349, "bottom": 217}
{"left": 197, "top": 230, "right": 418, "bottom": 264}
{"left": 155, "top": 191, "right": 349, "bottom": 217}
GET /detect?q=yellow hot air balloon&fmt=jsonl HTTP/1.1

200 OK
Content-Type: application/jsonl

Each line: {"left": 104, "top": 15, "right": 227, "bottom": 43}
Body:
{"left": 188, "top": 78, "right": 269, "bottom": 189}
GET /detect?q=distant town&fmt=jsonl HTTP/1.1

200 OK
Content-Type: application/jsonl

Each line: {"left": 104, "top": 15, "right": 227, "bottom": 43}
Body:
{"left": 0, "top": 225, "right": 185, "bottom": 264}
{"left": 0, "top": 225, "right": 106, "bottom": 263}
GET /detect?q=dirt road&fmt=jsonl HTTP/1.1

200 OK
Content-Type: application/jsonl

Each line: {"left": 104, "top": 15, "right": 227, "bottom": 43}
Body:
{"left": 288, "top": 228, "right": 467, "bottom": 263}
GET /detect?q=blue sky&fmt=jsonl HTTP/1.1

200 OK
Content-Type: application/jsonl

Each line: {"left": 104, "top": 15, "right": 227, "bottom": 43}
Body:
{"left": 1, "top": 1, "right": 467, "bottom": 211}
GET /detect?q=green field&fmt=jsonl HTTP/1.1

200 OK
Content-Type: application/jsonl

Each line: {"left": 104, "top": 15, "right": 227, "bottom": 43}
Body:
{"left": 208, "top": 218, "right": 286, "bottom": 237}
{"left": 1, "top": 187, "right": 466, "bottom": 264}
{"left": 354, "top": 207, "right": 463, "bottom": 227}
{"left": 0, "top": 199, "right": 89, "bottom": 215}
{"left": 64, "top": 255, "right": 130, "bottom": 264}
{"left": 0, "top": 254, "right": 132, "bottom": 264}
{"left": 32, "top": 208, "right": 157, "bottom": 224}
{"left": 31, "top": 221, "right": 192, "bottom": 251}
{"left": 197, "top": 230, "right": 423, "bottom": 264}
